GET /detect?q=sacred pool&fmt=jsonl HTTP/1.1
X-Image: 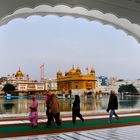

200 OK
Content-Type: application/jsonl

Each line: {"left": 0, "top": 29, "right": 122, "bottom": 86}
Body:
{"left": 0, "top": 95, "right": 140, "bottom": 115}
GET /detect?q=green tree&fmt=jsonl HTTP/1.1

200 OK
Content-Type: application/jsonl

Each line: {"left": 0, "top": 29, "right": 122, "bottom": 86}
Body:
{"left": 118, "top": 84, "right": 127, "bottom": 93}
{"left": 127, "top": 84, "right": 138, "bottom": 94}
{"left": 2, "top": 83, "right": 15, "bottom": 93}
{"left": 118, "top": 84, "right": 138, "bottom": 94}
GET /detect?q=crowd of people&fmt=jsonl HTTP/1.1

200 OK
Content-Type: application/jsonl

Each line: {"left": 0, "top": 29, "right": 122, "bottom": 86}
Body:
{"left": 29, "top": 90, "right": 119, "bottom": 127}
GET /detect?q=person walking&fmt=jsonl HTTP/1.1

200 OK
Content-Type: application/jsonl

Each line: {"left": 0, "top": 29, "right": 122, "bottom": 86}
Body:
{"left": 45, "top": 91, "right": 51, "bottom": 119}
{"left": 45, "top": 91, "right": 54, "bottom": 126}
{"left": 72, "top": 95, "right": 84, "bottom": 123}
{"left": 46, "top": 93, "right": 61, "bottom": 127}
{"left": 106, "top": 90, "right": 119, "bottom": 123}
{"left": 29, "top": 96, "right": 38, "bottom": 127}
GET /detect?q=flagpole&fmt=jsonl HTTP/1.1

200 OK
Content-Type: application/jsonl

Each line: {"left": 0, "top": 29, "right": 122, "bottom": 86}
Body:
{"left": 40, "top": 64, "right": 44, "bottom": 82}
{"left": 43, "top": 64, "right": 44, "bottom": 81}
{"left": 40, "top": 65, "right": 42, "bottom": 81}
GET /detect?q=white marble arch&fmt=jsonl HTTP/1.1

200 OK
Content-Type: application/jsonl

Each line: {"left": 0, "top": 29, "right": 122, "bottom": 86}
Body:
{"left": 0, "top": 0, "right": 140, "bottom": 42}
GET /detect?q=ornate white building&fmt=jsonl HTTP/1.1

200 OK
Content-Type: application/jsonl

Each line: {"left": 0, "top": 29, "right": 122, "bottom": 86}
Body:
{"left": 45, "top": 78, "right": 57, "bottom": 91}
{"left": 7, "top": 68, "right": 45, "bottom": 92}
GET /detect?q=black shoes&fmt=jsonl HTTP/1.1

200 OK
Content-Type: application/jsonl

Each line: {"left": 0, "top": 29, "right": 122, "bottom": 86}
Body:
{"left": 116, "top": 116, "right": 119, "bottom": 120}
{"left": 82, "top": 118, "right": 84, "bottom": 122}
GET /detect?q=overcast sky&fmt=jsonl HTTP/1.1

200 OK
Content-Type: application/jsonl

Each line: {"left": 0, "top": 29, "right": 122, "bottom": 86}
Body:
{"left": 0, "top": 15, "right": 140, "bottom": 81}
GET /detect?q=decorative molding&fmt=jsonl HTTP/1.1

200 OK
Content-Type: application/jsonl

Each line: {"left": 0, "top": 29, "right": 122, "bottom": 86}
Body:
{"left": 0, "top": 0, "right": 140, "bottom": 42}
{"left": 0, "top": 0, "right": 140, "bottom": 23}
{"left": 128, "top": 0, "right": 140, "bottom": 4}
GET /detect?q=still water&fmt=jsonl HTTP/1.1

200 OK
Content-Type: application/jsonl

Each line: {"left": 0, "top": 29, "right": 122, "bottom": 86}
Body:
{"left": 0, "top": 95, "right": 140, "bottom": 114}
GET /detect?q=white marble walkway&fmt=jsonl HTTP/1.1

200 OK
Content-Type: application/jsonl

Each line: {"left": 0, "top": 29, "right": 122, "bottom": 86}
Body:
{"left": 1, "top": 112, "right": 140, "bottom": 126}
{"left": 0, "top": 109, "right": 140, "bottom": 126}
{"left": 1, "top": 125, "right": 140, "bottom": 140}
{"left": 1, "top": 109, "right": 140, "bottom": 139}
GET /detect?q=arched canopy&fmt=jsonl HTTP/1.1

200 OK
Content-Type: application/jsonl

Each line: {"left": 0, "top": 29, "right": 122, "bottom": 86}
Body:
{"left": 0, "top": 0, "right": 140, "bottom": 42}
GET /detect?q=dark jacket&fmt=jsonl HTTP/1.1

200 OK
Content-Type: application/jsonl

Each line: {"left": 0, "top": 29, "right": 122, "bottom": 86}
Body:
{"left": 107, "top": 94, "right": 118, "bottom": 111}
{"left": 72, "top": 95, "right": 80, "bottom": 114}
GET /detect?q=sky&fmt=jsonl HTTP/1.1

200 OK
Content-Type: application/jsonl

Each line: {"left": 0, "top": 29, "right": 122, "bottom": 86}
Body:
{"left": 0, "top": 15, "right": 140, "bottom": 81}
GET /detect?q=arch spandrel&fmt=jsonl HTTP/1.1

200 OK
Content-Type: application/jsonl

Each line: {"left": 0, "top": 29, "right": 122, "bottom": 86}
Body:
{"left": 0, "top": 0, "right": 140, "bottom": 42}
{"left": 0, "top": 0, "right": 140, "bottom": 23}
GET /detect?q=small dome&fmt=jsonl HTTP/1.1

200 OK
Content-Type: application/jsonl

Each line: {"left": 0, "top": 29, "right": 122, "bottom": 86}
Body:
{"left": 69, "top": 69, "right": 76, "bottom": 74}
{"left": 68, "top": 66, "right": 76, "bottom": 74}
{"left": 66, "top": 66, "right": 82, "bottom": 75}
{"left": 15, "top": 68, "right": 24, "bottom": 77}
{"left": 65, "top": 72, "right": 68, "bottom": 76}
{"left": 76, "top": 66, "right": 81, "bottom": 73}
{"left": 57, "top": 69, "right": 62, "bottom": 75}
{"left": 90, "top": 67, "right": 95, "bottom": 73}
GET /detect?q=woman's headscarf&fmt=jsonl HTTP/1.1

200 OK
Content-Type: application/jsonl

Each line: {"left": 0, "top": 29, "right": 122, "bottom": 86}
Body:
{"left": 46, "top": 91, "right": 51, "bottom": 104}
{"left": 50, "top": 94, "right": 60, "bottom": 114}
{"left": 31, "top": 96, "right": 38, "bottom": 109}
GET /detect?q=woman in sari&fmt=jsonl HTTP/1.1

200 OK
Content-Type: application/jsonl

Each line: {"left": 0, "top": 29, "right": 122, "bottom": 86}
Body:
{"left": 29, "top": 96, "right": 38, "bottom": 127}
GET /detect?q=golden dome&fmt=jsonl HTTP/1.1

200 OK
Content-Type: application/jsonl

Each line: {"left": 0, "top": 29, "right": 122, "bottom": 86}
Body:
{"left": 65, "top": 72, "right": 68, "bottom": 76}
{"left": 15, "top": 68, "right": 24, "bottom": 77}
{"left": 90, "top": 67, "right": 95, "bottom": 73}
{"left": 67, "top": 66, "right": 81, "bottom": 75}
{"left": 69, "top": 69, "right": 76, "bottom": 74}
{"left": 68, "top": 66, "right": 76, "bottom": 74}
{"left": 76, "top": 66, "right": 81, "bottom": 73}
{"left": 57, "top": 69, "right": 62, "bottom": 75}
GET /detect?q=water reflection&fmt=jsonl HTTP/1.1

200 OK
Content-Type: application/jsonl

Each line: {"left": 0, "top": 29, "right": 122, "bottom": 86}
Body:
{"left": 3, "top": 99, "right": 15, "bottom": 113}
{"left": 0, "top": 95, "right": 140, "bottom": 114}
{"left": 119, "top": 95, "right": 139, "bottom": 109}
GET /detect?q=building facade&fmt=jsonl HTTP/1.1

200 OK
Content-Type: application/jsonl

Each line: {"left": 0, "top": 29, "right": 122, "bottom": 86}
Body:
{"left": 6, "top": 68, "right": 45, "bottom": 92}
{"left": 56, "top": 66, "right": 96, "bottom": 96}
{"left": 44, "top": 78, "right": 57, "bottom": 91}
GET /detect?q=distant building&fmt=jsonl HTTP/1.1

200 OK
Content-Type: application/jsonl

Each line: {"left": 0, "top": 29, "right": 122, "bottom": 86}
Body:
{"left": 107, "top": 77, "right": 133, "bottom": 93}
{"left": 0, "top": 77, "right": 7, "bottom": 84}
{"left": 45, "top": 78, "right": 57, "bottom": 91}
{"left": 7, "top": 68, "right": 30, "bottom": 85}
{"left": 95, "top": 77, "right": 135, "bottom": 94}
{"left": 56, "top": 66, "right": 96, "bottom": 96}
{"left": 4, "top": 68, "right": 45, "bottom": 92}
{"left": 98, "top": 76, "right": 108, "bottom": 86}
{"left": 0, "top": 77, "right": 7, "bottom": 93}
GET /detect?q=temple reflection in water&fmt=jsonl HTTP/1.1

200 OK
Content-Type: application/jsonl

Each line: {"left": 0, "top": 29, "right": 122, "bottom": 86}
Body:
{"left": 1, "top": 95, "right": 140, "bottom": 114}
{"left": 0, "top": 96, "right": 107, "bottom": 114}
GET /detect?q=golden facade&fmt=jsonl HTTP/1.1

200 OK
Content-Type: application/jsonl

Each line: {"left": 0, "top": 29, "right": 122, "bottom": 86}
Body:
{"left": 57, "top": 66, "right": 96, "bottom": 93}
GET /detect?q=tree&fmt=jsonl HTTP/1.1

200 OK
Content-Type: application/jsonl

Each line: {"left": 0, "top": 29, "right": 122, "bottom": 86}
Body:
{"left": 2, "top": 83, "right": 15, "bottom": 93}
{"left": 118, "top": 84, "right": 138, "bottom": 94}
{"left": 127, "top": 84, "right": 138, "bottom": 94}
{"left": 118, "top": 84, "right": 127, "bottom": 93}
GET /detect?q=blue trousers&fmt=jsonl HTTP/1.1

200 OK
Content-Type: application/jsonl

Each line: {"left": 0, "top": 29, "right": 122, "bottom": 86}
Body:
{"left": 109, "top": 109, "right": 119, "bottom": 121}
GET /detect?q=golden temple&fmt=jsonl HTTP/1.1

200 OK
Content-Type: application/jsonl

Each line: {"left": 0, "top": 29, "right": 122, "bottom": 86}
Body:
{"left": 57, "top": 66, "right": 96, "bottom": 95}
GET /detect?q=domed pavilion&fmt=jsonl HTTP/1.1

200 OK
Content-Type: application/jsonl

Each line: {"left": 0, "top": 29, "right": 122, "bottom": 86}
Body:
{"left": 57, "top": 66, "right": 96, "bottom": 96}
